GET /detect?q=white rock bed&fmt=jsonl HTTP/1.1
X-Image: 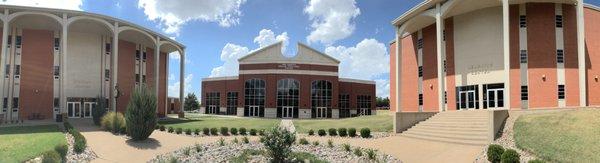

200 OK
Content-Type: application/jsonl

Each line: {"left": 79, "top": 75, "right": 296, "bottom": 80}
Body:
{"left": 65, "top": 133, "right": 98, "bottom": 163}
{"left": 149, "top": 142, "right": 401, "bottom": 163}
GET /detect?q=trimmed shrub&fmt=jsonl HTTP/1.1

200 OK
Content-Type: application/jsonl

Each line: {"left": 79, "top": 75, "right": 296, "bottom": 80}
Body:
{"left": 92, "top": 96, "right": 108, "bottom": 126}
{"left": 501, "top": 149, "right": 520, "bottom": 163}
{"left": 100, "top": 112, "right": 126, "bottom": 134}
{"left": 327, "top": 139, "right": 334, "bottom": 148}
{"left": 487, "top": 144, "right": 505, "bottom": 163}
{"left": 194, "top": 128, "right": 200, "bottom": 135}
{"left": 239, "top": 127, "right": 247, "bottom": 135}
{"left": 353, "top": 148, "right": 362, "bottom": 156}
{"left": 54, "top": 144, "right": 68, "bottom": 161}
{"left": 185, "top": 128, "right": 192, "bottom": 135}
{"left": 365, "top": 149, "right": 376, "bottom": 160}
{"left": 338, "top": 128, "right": 348, "bottom": 137}
{"left": 42, "top": 150, "right": 62, "bottom": 163}
{"left": 220, "top": 127, "right": 229, "bottom": 135}
{"left": 317, "top": 129, "right": 326, "bottom": 136}
{"left": 249, "top": 129, "right": 257, "bottom": 136}
{"left": 232, "top": 137, "right": 239, "bottom": 144}
{"left": 231, "top": 128, "right": 238, "bottom": 135}
{"left": 159, "top": 125, "right": 166, "bottom": 131}
{"left": 299, "top": 138, "right": 309, "bottom": 145}
{"left": 262, "top": 127, "right": 296, "bottom": 162}
{"left": 210, "top": 128, "right": 218, "bottom": 135}
{"left": 242, "top": 136, "right": 250, "bottom": 144}
{"left": 155, "top": 125, "right": 160, "bottom": 130}
{"left": 348, "top": 128, "right": 357, "bottom": 137}
{"left": 258, "top": 129, "right": 266, "bottom": 136}
{"left": 308, "top": 129, "right": 314, "bottom": 136}
{"left": 176, "top": 128, "right": 183, "bottom": 134}
{"left": 328, "top": 128, "right": 337, "bottom": 136}
{"left": 360, "top": 128, "right": 371, "bottom": 138}
{"left": 66, "top": 125, "right": 87, "bottom": 154}
{"left": 528, "top": 159, "right": 545, "bottom": 163}
{"left": 202, "top": 128, "right": 210, "bottom": 135}
{"left": 125, "top": 85, "right": 157, "bottom": 140}
{"left": 342, "top": 144, "right": 351, "bottom": 152}
{"left": 168, "top": 127, "right": 174, "bottom": 133}
{"left": 218, "top": 138, "right": 225, "bottom": 146}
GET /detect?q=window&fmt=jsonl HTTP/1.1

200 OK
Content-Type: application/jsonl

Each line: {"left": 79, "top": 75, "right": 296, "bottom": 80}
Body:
{"left": 142, "top": 52, "right": 147, "bottom": 60}
{"left": 418, "top": 66, "right": 423, "bottom": 77}
{"left": 519, "top": 15, "right": 527, "bottom": 28}
{"left": 339, "top": 94, "right": 350, "bottom": 118}
{"left": 558, "top": 85, "right": 565, "bottom": 99}
{"left": 53, "top": 66, "right": 60, "bottom": 79}
{"left": 54, "top": 38, "right": 60, "bottom": 51}
{"left": 105, "top": 43, "right": 111, "bottom": 54}
{"left": 105, "top": 69, "right": 110, "bottom": 81}
{"left": 7, "top": 35, "right": 11, "bottom": 47}
{"left": 443, "top": 30, "right": 446, "bottom": 41}
{"left": 142, "top": 75, "right": 146, "bottom": 83}
{"left": 135, "top": 74, "right": 140, "bottom": 83}
{"left": 5, "top": 65, "right": 9, "bottom": 78}
{"left": 205, "top": 92, "right": 220, "bottom": 114}
{"left": 444, "top": 91, "right": 447, "bottom": 104}
{"left": 443, "top": 60, "right": 447, "bottom": 72}
{"left": 227, "top": 92, "right": 238, "bottom": 115}
{"left": 277, "top": 79, "right": 299, "bottom": 118}
{"left": 418, "top": 94, "right": 423, "bottom": 106}
{"left": 135, "top": 50, "right": 140, "bottom": 60}
{"left": 245, "top": 79, "right": 265, "bottom": 117}
{"left": 14, "top": 65, "right": 20, "bottom": 78}
{"left": 15, "top": 36, "right": 21, "bottom": 48}
{"left": 556, "top": 15, "right": 563, "bottom": 28}
{"left": 12, "top": 97, "right": 18, "bottom": 108}
{"left": 357, "top": 95, "right": 372, "bottom": 115}
{"left": 2, "top": 98, "right": 7, "bottom": 109}
{"left": 557, "top": 49, "right": 564, "bottom": 63}
{"left": 54, "top": 98, "right": 59, "bottom": 108}
{"left": 520, "top": 50, "right": 528, "bottom": 63}
{"left": 521, "top": 86, "right": 528, "bottom": 100}
{"left": 312, "top": 80, "right": 332, "bottom": 118}
{"left": 417, "top": 38, "right": 423, "bottom": 49}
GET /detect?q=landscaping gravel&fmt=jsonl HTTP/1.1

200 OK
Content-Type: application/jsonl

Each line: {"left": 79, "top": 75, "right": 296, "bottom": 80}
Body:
{"left": 65, "top": 132, "right": 97, "bottom": 163}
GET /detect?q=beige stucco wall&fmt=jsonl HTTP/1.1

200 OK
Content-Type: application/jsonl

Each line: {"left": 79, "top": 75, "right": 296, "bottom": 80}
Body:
{"left": 453, "top": 7, "right": 505, "bottom": 86}
{"left": 299, "top": 109, "right": 311, "bottom": 119}
{"left": 65, "top": 32, "right": 102, "bottom": 98}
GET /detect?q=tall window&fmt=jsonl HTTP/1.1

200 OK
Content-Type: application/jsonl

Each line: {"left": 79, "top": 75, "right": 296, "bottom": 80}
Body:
{"left": 54, "top": 66, "right": 60, "bottom": 79}
{"left": 2, "top": 98, "right": 7, "bottom": 110}
{"left": 557, "top": 49, "right": 564, "bottom": 63}
{"left": 135, "top": 50, "right": 140, "bottom": 60}
{"left": 520, "top": 50, "right": 527, "bottom": 63}
{"left": 105, "top": 69, "right": 110, "bottom": 81}
{"left": 277, "top": 79, "right": 299, "bottom": 118}
{"left": 556, "top": 15, "right": 563, "bottom": 28}
{"left": 105, "top": 43, "right": 111, "bottom": 53}
{"left": 339, "top": 94, "right": 350, "bottom": 118}
{"left": 418, "top": 66, "right": 423, "bottom": 77}
{"left": 205, "top": 92, "right": 220, "bottom": 114}
{"left": 14, "top": 65, "right": 20, "bottom": 78}
{"left": 54, "top": 38, "right": 60, "bottom": 51}
{"left": 227, "top": 92, "right": 238, "bottom": 115}
{"left": 311, "top": 80, "right": 332, "bottom": 118}
{"left": 12, "top": 97, "right": 18, "bottom": 108}
{"left": 558, "top": 85, "right": 565, "bottom": 99}
{"left": 357, "top": 95, "right": 372, "bottom": 115}
{"left": 519, "top": 15, "right": 527, "bottom": 28}
{"left": 418, "top": 94, "right": 423, "bottom": 106}
{"left": 54, "top": 98, "right": 59, "bottom": 108}
{"left": 245, "top": 79, "right": 265, "bottom": 117}
{"left": 417, "top": 38, "right": 423, "bottom": 49}
{"left": 4, "top": 65, "right": 9, "bottom": 78}
{"left": 15, "top": 36, "right": 22, "bottom": 48}
{"left": 521, "top": 86, "right": 528, "bottom": 100}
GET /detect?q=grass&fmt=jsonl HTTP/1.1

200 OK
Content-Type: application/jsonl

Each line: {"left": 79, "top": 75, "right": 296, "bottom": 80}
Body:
{"left": 159, "top": 114, "right": 279, "bottom": 130}
{"left": 0, "top": 125, "right": 67, "bottom": 162}
{"left": 514, "top": 109, "right": 600, "bottom": 162}
{"left": 293, "top": 110, "right": 393, "bottom": 133}
{"left": 229, "top": 149, "right": 327, "bottom": 163}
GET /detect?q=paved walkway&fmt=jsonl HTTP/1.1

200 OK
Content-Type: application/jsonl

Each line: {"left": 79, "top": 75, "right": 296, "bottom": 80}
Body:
{"left": 279, "top": 119, "right": 295, "bottom": 133}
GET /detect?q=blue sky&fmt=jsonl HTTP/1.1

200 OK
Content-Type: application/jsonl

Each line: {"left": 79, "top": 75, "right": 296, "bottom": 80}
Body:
{"left": 7, "top": 0, "right": 597, "bottom": 98}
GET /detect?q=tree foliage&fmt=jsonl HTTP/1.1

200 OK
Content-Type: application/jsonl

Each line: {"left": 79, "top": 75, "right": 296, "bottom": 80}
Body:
{"left": 125, "top": 84, "right": 157, "bottom": 141}
{"left": 184, "top": 93, "right": 200, "bottom": 111}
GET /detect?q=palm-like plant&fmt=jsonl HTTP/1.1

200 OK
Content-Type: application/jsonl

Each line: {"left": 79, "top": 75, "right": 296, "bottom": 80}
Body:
{"left": 125, "top": 84, "right": 157, "bottom": 140}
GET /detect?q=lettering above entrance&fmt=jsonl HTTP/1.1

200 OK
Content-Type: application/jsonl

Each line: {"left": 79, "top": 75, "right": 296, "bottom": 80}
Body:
{"left": 278, "top": 63, "right": 299, "bottom": 70}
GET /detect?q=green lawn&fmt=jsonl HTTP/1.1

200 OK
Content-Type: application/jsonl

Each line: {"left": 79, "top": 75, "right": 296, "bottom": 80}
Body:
{"left": 514, "top": 109, "right": 600, "bottom": 162}
{"left": 0, "top": 125, "right": 67, "bottom": 162}
{"left": 293, "top": 110, "right": 393, "bottom": 133}
{"left": 159, "top": 115, "right": 280, "bottom": 130}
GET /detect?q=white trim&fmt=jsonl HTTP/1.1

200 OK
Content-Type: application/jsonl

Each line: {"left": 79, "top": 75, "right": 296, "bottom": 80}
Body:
{"left": 239, "top": 69, "right": 338, "bottom": 76}
{"left": 339, "top": 78, "right": 375, "bottom": 85}
{"left": 577, "top": 1, "right": 587, "bottom": 106}
{"left": 239, "top": 61, "right": 338, "bottom": 66}
{"left": 202, "top": 76, "right": 239, "bottom": 81}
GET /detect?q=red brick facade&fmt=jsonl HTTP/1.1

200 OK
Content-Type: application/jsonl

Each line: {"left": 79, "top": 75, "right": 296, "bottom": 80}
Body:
{"left": 19, "top": 29, "right": 54, "bottom": 119}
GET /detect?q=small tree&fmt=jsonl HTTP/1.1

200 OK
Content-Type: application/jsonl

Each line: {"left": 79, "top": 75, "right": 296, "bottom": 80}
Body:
{"left": 92, "top": 96, "right": 108, "bottom": 126}
{"left": 261, "top": 127, "right": 296, "bottom": 162}
{"left": 125, "top": 84, "right": 157, "bottom": 141}
{"left": 184, "top": 93, "right": 199, "bottom": 111}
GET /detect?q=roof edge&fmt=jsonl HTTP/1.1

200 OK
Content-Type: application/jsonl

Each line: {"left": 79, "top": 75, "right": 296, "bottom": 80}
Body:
{"left": 339, "top": 78, "right": 376, "bottom": 85}
{"left": 237, "top": 41, "right": 283, "bottom": 62}
{"left": 297, "top": 42, "right": 341, "bottom": 64}
{"left": 202, "top": 76, "right": 239, "bottom": 81}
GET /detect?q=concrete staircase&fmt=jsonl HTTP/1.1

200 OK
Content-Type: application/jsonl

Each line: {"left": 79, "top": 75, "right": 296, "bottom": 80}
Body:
{"left": 400, "top": 110, "right": 490, "bottom": 146}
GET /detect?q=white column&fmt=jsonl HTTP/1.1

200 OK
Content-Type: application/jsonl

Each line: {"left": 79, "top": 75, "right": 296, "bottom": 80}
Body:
{"left": 435, "top": 3, "right": 445, "bottom": 112}
{"left": 60, "top": 14, "right": 68, "bottom": 113}
{"left": 502, "top": 0, "right": 511, "bottom": 109}
{"left": 577, "top": 0, "right": 587, "bottom": 107}
{"left": 395, "top": 28, "right": 402, "bottom": 113}
{"left": 179, "top": 50, "right": 185, "bottom": 115}
{"left": 155, "top": 37, "right": 160, "bottom": 112}
{"left": 0, "top": 9, "right": 8, "bottom": 115}
{"left": 111, "top": 22, "right": 119, "bottom": 112}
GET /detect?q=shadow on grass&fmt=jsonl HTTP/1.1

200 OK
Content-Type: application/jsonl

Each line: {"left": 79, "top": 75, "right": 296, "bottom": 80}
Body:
{"left": 126, "top": 138, "right": 162, "bottom": 149}
{"left": 158, "top": 118, "right": 203, "bottom": 125}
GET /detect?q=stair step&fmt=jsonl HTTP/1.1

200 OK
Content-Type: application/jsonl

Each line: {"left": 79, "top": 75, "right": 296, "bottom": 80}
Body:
{"left": 420, "top": 121, "right": 487, "bottom": 125}
{"left": 406, "top": 127, "right": 488, "bottom": 136}
{"left": 416, "top": 122, "right": 487, "bottom": 128}
{"left": 401, "top": 133, "right": 489, "bottom": 146}
{"left": 403, "top": 130, "right": 489, "bottom": 141}
{"left": 411, "top": 125, "right": 488, "bottom": 132}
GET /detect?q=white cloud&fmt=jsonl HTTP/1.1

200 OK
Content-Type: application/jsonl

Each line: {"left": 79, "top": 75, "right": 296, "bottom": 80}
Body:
{"left": 209, "top": 43, "right": 250, "bottom": 77}
{"left": 169, "top": 51, "right": 180, "bottom": 60}
{"left": 253, "top": 29, "right": 289, "bottom": 54}
{"left": 0, "top": 0, "right": 83, "bottom": 10}
{"left": 168, "top": 73, "right": 193, "bottom": 97}
{"left": 168, "top": 73, "right": 175, "bottom": 81}
{"left": 375, "top": 79, "right": 390, "bottom": 98}
{"left": 138, "top": 0, "right": 246, "bottom": 35}
{"left": 304, "top": 0, "right": 360, "bottom": 45}
{"left": 325, "top": 38, "right": 389, "bottom": 80}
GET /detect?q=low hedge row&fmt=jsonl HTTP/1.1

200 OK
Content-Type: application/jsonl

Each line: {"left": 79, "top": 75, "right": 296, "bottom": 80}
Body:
{"left": 156, "top": 125, "right": 266, "bottom": 136}
{"left": 307, "top": 128, "right": 371, "bottom": 138}
{"left": 64, "top": 121, "right": 87, "bottom": 154}
{"left": 487, "top": 144, "right": 536, "bottom": 163}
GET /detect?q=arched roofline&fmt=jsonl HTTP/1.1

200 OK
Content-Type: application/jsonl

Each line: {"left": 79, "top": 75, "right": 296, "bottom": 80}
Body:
{"left": 66, "top": 15, "right": 114, "bottom": 32}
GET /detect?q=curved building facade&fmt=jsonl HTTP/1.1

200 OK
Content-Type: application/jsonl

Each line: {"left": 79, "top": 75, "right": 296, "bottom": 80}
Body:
{"left": 0, "top": 5, "right": 186, "bottom": 121}
{"left": 390, "top": 0, "right": 600, "bottom": 112}
{"left": 202, "top": 42, "right": 376, "bottom": 119}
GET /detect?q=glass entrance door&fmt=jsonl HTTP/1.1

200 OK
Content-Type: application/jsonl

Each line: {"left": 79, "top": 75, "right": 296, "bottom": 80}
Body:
{"left": 83, "top": 102, "right": 95, "bottom": 118}
{"left": 316, "top": 107, "right": 327, "bottom": 118}
{"left": 486, "top": 89, "right": 504, "bottom": 108}
{"left": 459, "top": 90, "right": 476, "bottom": 109}
{"left": 67, "top": 102, "right": 81, "bottom": 118}
{"left": 208, "top": 105, "right": 218, "bottom": 114}
{"left": 248, "top": 106, "right": 259, "bottom": 117}
{"left": 282, "top": 106, "right": 293, "bottom": 118}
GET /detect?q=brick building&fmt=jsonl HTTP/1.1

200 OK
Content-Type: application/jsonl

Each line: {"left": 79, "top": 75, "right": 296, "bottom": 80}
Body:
{"left": 201, "top": 42, "right": 376, "bottom": 119}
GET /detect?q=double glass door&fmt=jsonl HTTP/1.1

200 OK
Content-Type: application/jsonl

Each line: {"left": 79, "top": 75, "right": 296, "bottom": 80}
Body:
{"left": 486, "top": 89, "right": 504, "bottom": 108}
{"left": 316, "top": 107, "right": 327, "bottom": 118}
{"left": 459, "top": 90, "right": 476, "bottom": 109}
{"left": 208, "top": 105, "right": 218, "bottom": 114}
{"left": 248, "top": 106, "right": 260, "bottom": 117}
{"left": 68, "top": 102, "right": 95, "bottom": 118}
{"left": 282, "top": 107, "right": 293, "bottom": 118}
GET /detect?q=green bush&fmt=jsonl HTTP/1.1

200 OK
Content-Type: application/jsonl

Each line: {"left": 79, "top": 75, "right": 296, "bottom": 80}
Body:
{"left": 360, "top": 128, "right": 371, "bottom": 138}
{"left": 249, "top": 129, "right": 257, "bottom": 136}
{"left": 308, "top": 129, "right": 314, "bottom": 136}
{"left": 528, "top": 159, "right": 545, "bottom": 163}
{"left": 242, "top": 136, "right": 250, "bottom": 144}
{"left": 159, "top": 125, "right": 165, "bottom": 131}
{"left": 168, "top": 127, "right": 174, "bottom": 133}
{"left": 125, "top": 85, "right": 157, "bottom": 140}
{"left": 68, "top": 127, "right": 87, "bottom": 154}
{"left": 176, "top": 128, "right": 183, "bottom": 134}
{"left": 259, "top": 129, "right": 266, "bottom": 136}
{"left": 487, "top": 144, "right": 505, "bottom": 163}
{"left": 348, "top": 128, "right": 357, "bottom": 137}
{"left": 232, "top": 137, "right": 239, "bottom": 144}
{"left": 261, "top": 127, "right": 296, "bottom": 162}
{"left": 42, "top": 150, "right": 62, "bottom": 163}
{"left": 54, "top": 143, "right": 68, "bottom": 161}
{"left": 353, "top": 148, "right": 362, "bottom": 157}
{"left": 239, "top": 127, "right": 247, "bottom": 135}
{"left": 365, "top": 149, "right": 377, "bottom": 160}
{"left": 194, "top": 128, "right": 200, "bottom": 135}
{"left": 328, "top": 128, "right": 337, "bottom": 136}
{"left": 501, "top": 149, "right": 520, "bottom": 163}
{"left": 155, "top": 125, "right": 160, "bottom": 130}
{"left": 210, "top": 128, "right": 218, "bottom": 135}
{"left": 231, "top": 128, "right": 238, "bottom": 135}
{"left": 203, "top": 127, "right": 210, "bottom": 135}
{"left": 100, "top": 112, "right": 126, "bottom": 134}
{"left": 185, "top": 128, "right": 192, "bottom": 135}
{"left": 312, "top": 141, "right": 320, "bottom": 146}
{"left": 218, "top": 138, "right": 225, "bottom": 146}
{"left": 338, "top": 128, "right": 348, "bottom": 137}
{"left": 299, "top": 138, "right": 309, "bottom": 145}
{"left": 92, "top": 96, "right": 108, "bottom": 126}
{"left": 220, "top": 127, "right": 229, "bottom": 135}
{"left": 317, "top": 129, "right": 326, "bottom": 136}
{"left": 342, "top": 144, "right": 351, "bottom": 152}
{"left": 63, "top": 121, "right": 74, "bottom": 131}
{"left": 327, "top": 139, "right": 334, "bottom": 148}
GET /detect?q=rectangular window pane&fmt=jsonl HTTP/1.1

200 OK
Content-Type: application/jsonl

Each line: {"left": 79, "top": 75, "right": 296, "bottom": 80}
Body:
{"left": 556, "top": 15, "right": 563, "bottom": 28}
{"left": 520, "top": 50, "right": 527, "bottom": 63}
{"left": 520, "top": 15, "right": 527, "bottom": 28}
{"left": 557, "top": 49, "right": 564, "bottom": 63}
{"left": 14, "top": 65, "right": 20, "bottom": 75}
